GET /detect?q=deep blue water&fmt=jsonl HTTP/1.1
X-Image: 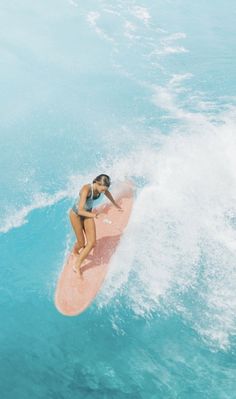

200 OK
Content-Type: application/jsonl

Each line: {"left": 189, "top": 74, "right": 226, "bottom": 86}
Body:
{"left": 0, "top": 1, "right": 236, "bottom": 398}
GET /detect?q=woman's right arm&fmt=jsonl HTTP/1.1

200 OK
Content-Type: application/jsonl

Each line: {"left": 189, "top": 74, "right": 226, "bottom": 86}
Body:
{"left": 77, "top": 185, "right": 97, "bottom": 218}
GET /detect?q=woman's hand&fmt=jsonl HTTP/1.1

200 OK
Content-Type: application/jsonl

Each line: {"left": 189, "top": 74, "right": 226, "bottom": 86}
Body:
{"left": 93, "top": 212, "right": 99, "bottom": 219}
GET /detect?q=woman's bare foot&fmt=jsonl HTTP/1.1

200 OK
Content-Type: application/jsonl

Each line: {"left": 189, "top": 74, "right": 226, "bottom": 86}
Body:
{"left": 72, "top": 264, "right": 77, "bottom": 272}
{"left": 72, "top": 262, "right": 83, "bottom": 279}
{"left": 77, "top": 268, "right": 83, "bottom": 279}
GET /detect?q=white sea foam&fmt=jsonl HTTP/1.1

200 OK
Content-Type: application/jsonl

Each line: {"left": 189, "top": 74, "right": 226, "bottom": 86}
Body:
{"left": 95, "top": 88, "right": 236, "bottom": 350}
{"left": 87, "top": 11, "right": 100, "bottom": 26}
{"left": 158, "top": 45, "right": 188, "bottom": 55}
{"left": 67, "top": 0, "right": 78, "bottom": 7}
{"left": 131, "top": 6, "right": 151, "bottom": 25}
{"left": 124, "top": 21, "right": 138, "bottom": 41}
{"left": 87, "top": 11, "right": 115, "bottom": 43}
{"left": 0, "top": 190, "right": 67, "bottom": 234}
{"left": 0, "top": 173, "right": 88, "bottom": 234}
{"left": 147, "top": 32, "right": 188, "bottom": 58}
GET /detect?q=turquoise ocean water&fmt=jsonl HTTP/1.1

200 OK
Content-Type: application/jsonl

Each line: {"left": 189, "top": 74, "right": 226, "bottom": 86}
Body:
{"left": 0, "top": 1, "right": 236, "bottom": 398}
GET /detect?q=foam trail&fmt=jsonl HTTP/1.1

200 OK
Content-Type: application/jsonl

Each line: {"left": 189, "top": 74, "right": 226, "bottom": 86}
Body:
{"left": 0, "top": 190, "right": 68, "bottom": 234}
{"left": 0, "top": 172, "right": 95, "bottom": 234}
{"left": 96, "top": 105, "right": 236, "bottom": 350}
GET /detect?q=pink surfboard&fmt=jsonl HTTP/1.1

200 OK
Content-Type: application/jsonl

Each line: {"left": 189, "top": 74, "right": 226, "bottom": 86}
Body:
{"left": 55, "top": 181, "right": 134, "bottom": 316}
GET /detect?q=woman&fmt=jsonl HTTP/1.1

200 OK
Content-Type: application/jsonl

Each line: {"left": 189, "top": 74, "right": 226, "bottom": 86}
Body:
{"left": 69, "top": 174, "right": 122, "bottom": 277}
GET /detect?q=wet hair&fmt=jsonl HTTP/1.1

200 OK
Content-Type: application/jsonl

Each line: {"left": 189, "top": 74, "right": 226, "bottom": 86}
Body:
{"left": 93, "top": 174, "right": 111, "bottom": 188}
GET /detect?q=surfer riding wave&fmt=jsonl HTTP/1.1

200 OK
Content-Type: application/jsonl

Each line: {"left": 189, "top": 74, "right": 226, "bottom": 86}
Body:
{"left": 69, "top": 174, "right": 123, "bottom": 278}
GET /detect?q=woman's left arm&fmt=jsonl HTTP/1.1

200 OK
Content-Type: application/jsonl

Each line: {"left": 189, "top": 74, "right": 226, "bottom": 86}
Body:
{"left": 104, "top": 190, "right": 122, "bottom": 210}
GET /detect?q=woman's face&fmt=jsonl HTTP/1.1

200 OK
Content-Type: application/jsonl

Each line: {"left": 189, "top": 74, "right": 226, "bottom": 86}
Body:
{"left": 95, "top": 181, "right": 109, "bottom": 193}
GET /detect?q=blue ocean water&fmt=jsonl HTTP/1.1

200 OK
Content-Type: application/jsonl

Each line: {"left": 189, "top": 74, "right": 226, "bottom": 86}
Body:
{"left": 0, "top": 0, "right": 236, "bottom": 398}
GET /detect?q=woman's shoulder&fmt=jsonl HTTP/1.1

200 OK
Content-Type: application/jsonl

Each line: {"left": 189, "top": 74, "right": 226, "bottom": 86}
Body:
{"left": 79, "top": 183, "right": 91, "bottom": 196}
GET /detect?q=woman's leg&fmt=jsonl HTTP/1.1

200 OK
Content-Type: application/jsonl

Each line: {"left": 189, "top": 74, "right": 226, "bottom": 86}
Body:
{"left": 69, "top": 209, "right": 85, "bottom": 255}
{"left": 74, "top": 217, "right": 96, "bottom": 275}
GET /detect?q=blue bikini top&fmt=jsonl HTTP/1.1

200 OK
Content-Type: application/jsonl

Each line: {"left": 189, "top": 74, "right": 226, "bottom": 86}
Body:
{"left": 84, "top": 183, "right": 102, "bottom": 211}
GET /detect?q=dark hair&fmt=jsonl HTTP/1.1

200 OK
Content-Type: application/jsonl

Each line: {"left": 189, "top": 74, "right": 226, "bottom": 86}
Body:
{"left": 93, "top": 174, "right": 111, "bottom": 187}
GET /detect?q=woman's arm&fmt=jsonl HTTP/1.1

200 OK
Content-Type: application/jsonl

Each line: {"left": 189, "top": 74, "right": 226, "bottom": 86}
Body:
{"left": 77, "top": 185, "right": 97, "bottom": 218}
{"left": 104, "top": 190, "right": 122, "bottom": 209}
